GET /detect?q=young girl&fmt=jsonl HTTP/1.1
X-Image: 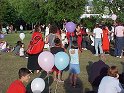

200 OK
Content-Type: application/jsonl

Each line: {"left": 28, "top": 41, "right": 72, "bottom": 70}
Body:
{"left": 19, "top": 43, "right": 25, "bottom": 57}
{"left": 50, "top": 38, "right": 65, "bottom": 82}
{"left": 69, "top": 41, "right": 80, "bottom": 88}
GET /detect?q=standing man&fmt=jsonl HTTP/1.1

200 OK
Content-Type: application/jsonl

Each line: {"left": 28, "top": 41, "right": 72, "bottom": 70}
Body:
{"left": 20, "top": 25, "right": 23, "bottom": 33}
{"left": 93, "top": 24, "right": 103, "bottom": 56}
{"left": 114, "top": 22, "right": 124, "bottom": 58}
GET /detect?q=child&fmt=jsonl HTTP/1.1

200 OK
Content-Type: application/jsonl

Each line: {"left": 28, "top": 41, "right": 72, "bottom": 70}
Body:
{"left": 50, "top": 38, "right": 65, "bottom": 82}
{"left": 6, "top": 68, "right": 31, "bottom": 93}
{"left": 69, "top": 41, "right": 80, "bottom": 88}
{"left": 19, "top": 43, "right": 25, "bottom": 57}
{"left": 13, "top": 41, "right": 22, "bottom": 55}
{"left": 0, "top": 40, "right": 7, "bottom": 51}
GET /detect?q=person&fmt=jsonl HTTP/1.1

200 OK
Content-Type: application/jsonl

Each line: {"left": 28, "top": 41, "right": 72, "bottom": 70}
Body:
{"left": 6, "top": 68, "right": 31, "bottom": 93}
{"left": 27, "top": 25, "right": 44, "bottom": 73}
{"left": 93, "top": 24, "right": 103, "bottom": 56}
{"left": 50, "top": 38, "right": 64, "bottom": 82}
{"left": 98, "top": 66, "right": 124, "bottom": 93}
{"left": 69, "top": 41, "right": 80, "bottom": 88}
{"left": 88, "top": 54, "right": 109, "bottom": 92}
{"left": 76, "top": 24, "right": 83, "bottom": 52}
{"left": 44, "top": 24, "right": 50, "bottom": 49}
{"left": 13, "top": 41, "right": 22, "bottom": 55}
{"left": 20, "top": 25, "right": 23, "bottom": 33}
{"left": 45, "top": 25, "right": 59, "bottom": 49}
{"left": 19, "top": 43, "right": 25, "bottom": 57}
{"left": 61, "top": 29, "right": 68, "bottom": 49}
{"left": 102, "top": 26, "right": 110, "bottom": 54}
{"left": 114, "top": 22, "right": 124, "bottom": 58}
{"left": 0, "top": 40, "right": 7, "bottom": 52}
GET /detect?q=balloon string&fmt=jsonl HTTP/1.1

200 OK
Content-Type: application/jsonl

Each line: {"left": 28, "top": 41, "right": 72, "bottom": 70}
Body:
{"left": 54, "top": 81, "right": 58, "bottom": 93}
{"left": 43, "top": 72, "right": 49, "bottom": 80}
{"left": 48, "top": 74, "right": 51, "bottom": 93}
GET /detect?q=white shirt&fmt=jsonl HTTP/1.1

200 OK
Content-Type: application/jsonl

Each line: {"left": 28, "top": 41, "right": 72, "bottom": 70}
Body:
{"left": 93, "top": 28, "right": 103, "bottom": 38}
{"left": 98, "top": 76, "right": 124, "bottom": 93}
{"left": 19, "top": 48, "right": 24, "bottom": 56}
{"left": 69, "top": 49, "right": 79, "bottom": 64}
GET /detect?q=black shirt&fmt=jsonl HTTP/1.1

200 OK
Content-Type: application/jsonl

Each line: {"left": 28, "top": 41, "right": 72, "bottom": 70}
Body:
{"left": 50, "top": 47, "right": 64, "bottom": 54}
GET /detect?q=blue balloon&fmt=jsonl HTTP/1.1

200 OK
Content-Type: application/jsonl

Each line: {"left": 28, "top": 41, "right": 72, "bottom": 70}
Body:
{"left": 55, "top": 52, "right": 69, "bottom": 70}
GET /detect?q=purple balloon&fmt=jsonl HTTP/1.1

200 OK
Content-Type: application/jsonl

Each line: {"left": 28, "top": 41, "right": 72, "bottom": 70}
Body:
{"left": 0, "top": 34, "right": 4, "bottom": 39}
{"left": 65, "top": 22, "right": 76, "bottom": 32}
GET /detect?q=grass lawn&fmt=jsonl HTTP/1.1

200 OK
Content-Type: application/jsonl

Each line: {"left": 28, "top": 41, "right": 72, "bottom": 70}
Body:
{"left": 0, "top": 31, "right": 124, "bottom": 93}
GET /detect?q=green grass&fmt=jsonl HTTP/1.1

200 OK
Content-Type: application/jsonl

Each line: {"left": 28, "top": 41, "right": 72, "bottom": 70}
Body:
{"left": 0, "top": 32, "right": 124, "bottom": 93}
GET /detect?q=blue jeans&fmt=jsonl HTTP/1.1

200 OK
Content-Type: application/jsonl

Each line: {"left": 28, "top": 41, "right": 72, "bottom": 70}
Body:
{"left": 114, "top": 37, "right": 124, "bottom": 56}
{"left": 94, "top": 38, "right": 103, "bottom": 55}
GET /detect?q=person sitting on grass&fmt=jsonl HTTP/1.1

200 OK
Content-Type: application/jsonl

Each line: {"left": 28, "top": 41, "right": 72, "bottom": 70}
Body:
{"left": 6, "top": 68, "right": 31, "bottom": 93}
{"left": 13, "top": 41, "right": 22, "bottom": 55}
{"left": 69, "top": 41, "right": 80, "bottom": 88}
{"left": 50, "top": 38, "right": 65, "bottom": 82}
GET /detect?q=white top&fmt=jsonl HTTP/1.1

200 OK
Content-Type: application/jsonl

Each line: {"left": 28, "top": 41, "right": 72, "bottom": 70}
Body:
{"left": 98, "top": 76, "right": 124, "bottom": 93}
{"left": 93, "top": 28, "right": 103, "bottom": 38}
{"left": 19, "top": 48, "right": 24, "bottom": 56}
{"left": 69, "top": 49, "right": 79, "bottom": 64}
{"left": 61, "top": 33, "right": 66, "bottom": 40}
{"left": 61, "top": 33, "right": 68, "bottom": 45}
{"left": 86, "top": 28, "right": 89, "bottom": 33}
{"left": 20, "top": 25, "right": 23, "bottom": 30}
{"left": 1, "top": 42, "right": 7, "bottom": 50}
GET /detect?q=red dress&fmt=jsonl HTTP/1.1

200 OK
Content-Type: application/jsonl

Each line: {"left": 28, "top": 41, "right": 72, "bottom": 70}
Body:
{"left": 77, "top": 29, "right": 83, "bottom": 47}
{"left": 66, "top": 32, "right": 75, "bottom": 43}
{"left": 102, "top": 29, "right": 110, "bottom": 52}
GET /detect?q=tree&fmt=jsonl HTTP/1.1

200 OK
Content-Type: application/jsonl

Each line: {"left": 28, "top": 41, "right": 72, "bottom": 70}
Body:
{"left": 92, "top": 0, "right": 124, "bottom": 22}
{"left": 7, "top": 0, "right": 86, "bottom": 25}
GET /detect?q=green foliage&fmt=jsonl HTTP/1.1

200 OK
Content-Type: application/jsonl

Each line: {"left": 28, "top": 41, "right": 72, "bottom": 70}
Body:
{"left": 80, "top": 16, "right": 102, "bottom": 31}
{"left": 7, "top": 0, "right": 86, "bottom": 24}
{"left": 0, "top": 0, "right": 18, "bottom": 26}
{"left": 92, "top": 0, "right": 124, "bottom": 22}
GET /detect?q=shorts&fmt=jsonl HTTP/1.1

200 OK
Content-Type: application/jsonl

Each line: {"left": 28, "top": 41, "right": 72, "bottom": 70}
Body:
{"left": 51, "top": 66, "right": 61, "bottom": 74}
{"left": 69, "top": 64, "right": 80, "bottom": 74}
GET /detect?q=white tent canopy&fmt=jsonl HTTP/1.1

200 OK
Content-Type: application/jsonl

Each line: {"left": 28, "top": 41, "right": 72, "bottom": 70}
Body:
{"left": 80, "top": 14, "right": 111, "bottom": 19}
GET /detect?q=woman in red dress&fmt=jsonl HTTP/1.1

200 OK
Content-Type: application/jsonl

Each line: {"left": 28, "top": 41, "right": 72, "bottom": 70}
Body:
{"left": 76, "top": 24, "right": 83, "bottom": 52}
{"left": 102, "top": 26, "right": 110, "bottom": 53}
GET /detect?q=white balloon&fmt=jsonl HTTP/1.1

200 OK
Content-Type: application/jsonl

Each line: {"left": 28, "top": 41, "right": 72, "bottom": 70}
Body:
{"left": 19, "top": 33, "right": 25, "bottom": 40}
{"left": 31, "top": 78, "right": 45, "bottom": 93}
{"left": 111, "top": 14, "right": 117, "bottom": 20}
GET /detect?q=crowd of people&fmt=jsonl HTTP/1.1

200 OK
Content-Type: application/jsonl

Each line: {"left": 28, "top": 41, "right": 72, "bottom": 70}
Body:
{"left": 1, "top": 21, "right": 124, "bottom": 93}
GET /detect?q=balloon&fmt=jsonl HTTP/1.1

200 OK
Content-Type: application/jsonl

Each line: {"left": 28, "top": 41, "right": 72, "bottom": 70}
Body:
{"left": 38, "top": 51, "right": 54, "bottom": 72}
{"left": 111, "top": 14, "right": 117, "bottom": 20}
{"left": 55, "top": 52, "right": 69, "bottom": 70}
{"left": 19, "top": 33, "right": 25, "bottom": 40}
{"left": 0, "top": 34, "right": 4, "bottom": 39}
{"left": 31, "top": 78, "right": 45, "bottom": 93}
{"left": 65, "top": 22, "right": 76, "bottom": 32}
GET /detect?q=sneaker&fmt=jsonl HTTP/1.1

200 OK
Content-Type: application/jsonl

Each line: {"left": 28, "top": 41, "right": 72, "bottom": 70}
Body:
{"left": 116, "top": 56, "right": 119, "bottom": 57}
{"left": 57, "top": 79, "right": 64, "bottom": 83}
{"left": 54, "top": 78, "right": 57, "bottom": 81}
{"left": 94, "top": 54, "right": 98, "bottom": 56}
{"left": 83, "top": 48, "right": 87, "bottom": 50}
{"left": 25, "top": 57, "right": 28, "bottom": 59}
{"left": 119, "top": 56, "right": 122, "bottom": 58}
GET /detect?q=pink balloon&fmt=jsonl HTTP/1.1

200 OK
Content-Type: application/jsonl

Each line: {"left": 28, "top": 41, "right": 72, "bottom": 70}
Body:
{"left": 38, "top": 51, "right": 54, "bottom": 72}
{"left": 111, "top": 14, "right": 117, "bottom": 20}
